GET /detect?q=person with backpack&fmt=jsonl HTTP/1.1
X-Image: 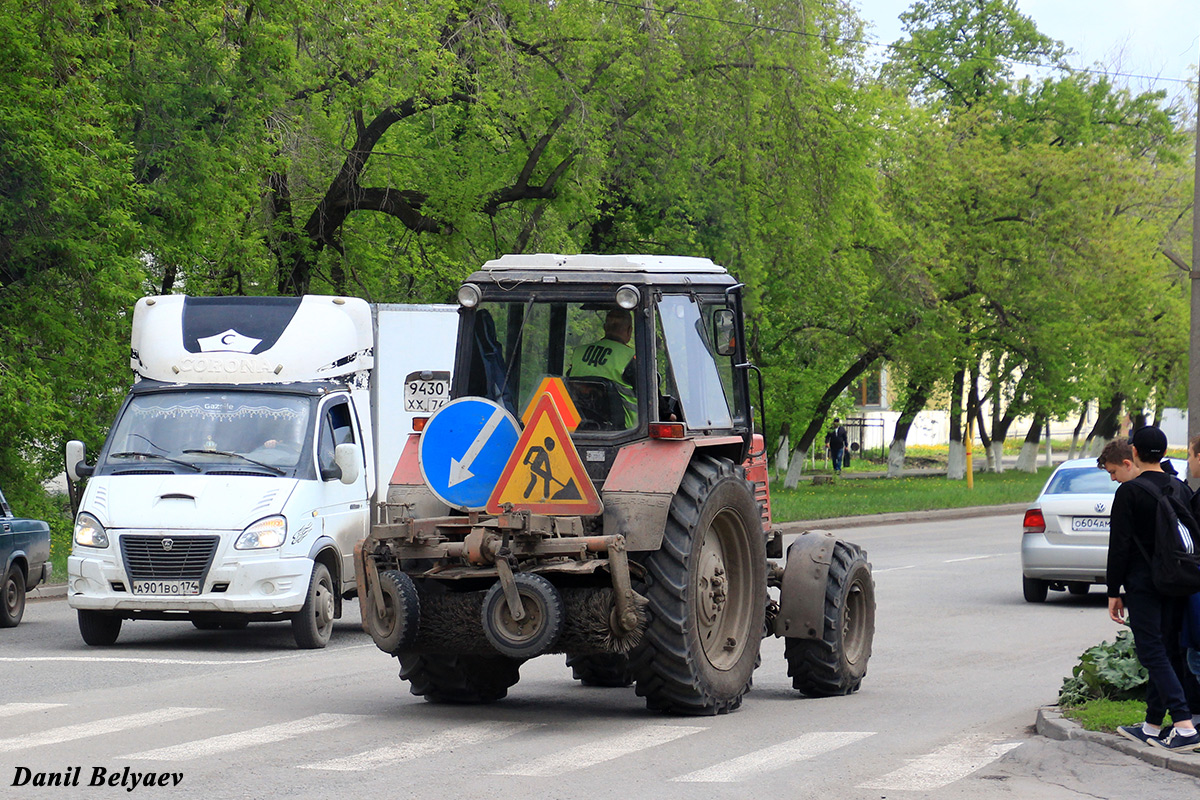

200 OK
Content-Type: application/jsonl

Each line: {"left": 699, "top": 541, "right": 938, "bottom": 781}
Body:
{"left": 1106, "top": 425, "right": 1199, "bottom": 751}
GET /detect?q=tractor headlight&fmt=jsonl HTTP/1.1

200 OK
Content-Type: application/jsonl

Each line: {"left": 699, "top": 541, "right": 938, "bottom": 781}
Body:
{"left": 236, "top": 516, "right": 287, "bottom": 550}
{"left": 615, "top": 284, "right": 640, "bottom": 310}
{"left": 74, "top": 513, "right": 109, "bottom": 548}
{"left": 457, "top": 283, "right": 482, "bottom": 308}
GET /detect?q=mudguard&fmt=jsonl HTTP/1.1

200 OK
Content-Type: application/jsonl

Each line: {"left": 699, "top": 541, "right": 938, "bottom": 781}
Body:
{"left": 774, "top": 530, "right": 837, "bottom": 640}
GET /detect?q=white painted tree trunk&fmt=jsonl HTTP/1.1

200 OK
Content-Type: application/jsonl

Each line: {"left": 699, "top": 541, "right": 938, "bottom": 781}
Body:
{"left": 947, "top": 441, "right": 966, "bottom": 480}
{"left": 887, "top": 440, "right": 907, "bottom": 477}
{"left": 774, "top": 434, "right": 790, "bottom": 477}
{"left": 1045, "top": 434, "right": 1052, "bottom": 468}
{"left": 989, "top": 442, "right": 1005, "bottom": 473}
{"left": 1015, "top": 441, "right": 1039, "bottom": 473}
{"left": 784, "top": 447, "right": 807, "bottom": 489}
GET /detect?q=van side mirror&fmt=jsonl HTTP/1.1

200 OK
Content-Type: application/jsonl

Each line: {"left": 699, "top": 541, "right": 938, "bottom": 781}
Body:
{"left": 331, "top": 443, "right": 361, "bottom": 485}
{"left": 713, "top": 308, "right": 737, "bottom": 356}
{"left": 66, "top": 440, "right": 94, "bottom": 481}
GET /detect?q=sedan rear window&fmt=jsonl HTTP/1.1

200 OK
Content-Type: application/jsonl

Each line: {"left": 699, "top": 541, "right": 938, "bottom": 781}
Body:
{"left": 1043, "top": 467, "right": 1115, "bottom": 496}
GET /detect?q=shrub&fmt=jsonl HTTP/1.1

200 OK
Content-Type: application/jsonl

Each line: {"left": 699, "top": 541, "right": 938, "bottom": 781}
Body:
{"left": 1058, "top": 629, "right": 1147, "bottom": 707}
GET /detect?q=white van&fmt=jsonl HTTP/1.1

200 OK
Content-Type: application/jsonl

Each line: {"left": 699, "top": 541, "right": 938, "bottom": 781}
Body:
{"left": 65, "top": 295, "right": 457, "bottom": 647}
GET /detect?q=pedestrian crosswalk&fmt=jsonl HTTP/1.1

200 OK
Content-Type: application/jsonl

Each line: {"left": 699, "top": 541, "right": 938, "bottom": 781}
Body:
{"left": 0, "top": 702, "right": 1022, "bottom": 790}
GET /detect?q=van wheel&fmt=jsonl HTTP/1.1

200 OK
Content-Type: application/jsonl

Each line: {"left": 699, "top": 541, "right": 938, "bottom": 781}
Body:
{"left": 630, "top": 455, "right": 767, "bottom": 715}
{"left": 784, "top": 541, "right": 875, "bottom": 696}
{"left": 1, "top": 566, "right": 25, "bottom": 627}
{"left": 78, "top": 610, "right": 122, "bottom": 645}
{"left": 293, "top": 562, "right": 335, "bottom": 649}
{"left": 398, "top": 653, "right": 523, "bottom": 703}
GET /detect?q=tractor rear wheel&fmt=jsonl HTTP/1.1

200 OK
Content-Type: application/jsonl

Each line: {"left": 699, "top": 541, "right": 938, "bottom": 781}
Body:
{"left": 630, "top": 455, "right": 767, "bottom": 715}
{"left": 398, "top": 653, "right": 524, "bottom": 703}
{"left": 784, "top": 540, "right": 874, "bottom": 696}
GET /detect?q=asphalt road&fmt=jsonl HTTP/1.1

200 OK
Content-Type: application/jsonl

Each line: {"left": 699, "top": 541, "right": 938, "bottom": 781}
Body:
{"left": 3, "top": 513, "right": 1198, "bottom": 799}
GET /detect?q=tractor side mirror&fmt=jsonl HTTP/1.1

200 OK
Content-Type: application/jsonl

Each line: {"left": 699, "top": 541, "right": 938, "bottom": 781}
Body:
{"left": 713, "top": 308, "right": 737, "bottom": 356}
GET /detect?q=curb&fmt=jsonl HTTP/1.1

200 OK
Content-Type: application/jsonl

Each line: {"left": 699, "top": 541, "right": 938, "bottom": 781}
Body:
{"left": 1035, "top": 706, "right": 1200, "bottom": 777}
{"left": 775, "top": 503, "right": 1029, "bottom": 533}
{"left": 28, "top": 582, "right": 68, "bottom": 601}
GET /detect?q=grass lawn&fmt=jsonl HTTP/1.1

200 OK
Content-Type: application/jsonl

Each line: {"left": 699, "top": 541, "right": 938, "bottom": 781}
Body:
{"left": 1063, "top": 699, "right": 1149, "bottom": 733}
{"left": 770, "top": 466, "right": 1053, "bottom": 522}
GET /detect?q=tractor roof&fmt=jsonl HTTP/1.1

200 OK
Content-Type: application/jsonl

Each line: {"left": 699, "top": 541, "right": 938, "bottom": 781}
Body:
{"left": 467, "top": 254, "right": 736, "bottom": 289}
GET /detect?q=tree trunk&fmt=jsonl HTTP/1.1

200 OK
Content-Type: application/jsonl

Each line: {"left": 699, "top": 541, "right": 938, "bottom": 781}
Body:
{"left": 785, "top": 349, "right": 885, "bottom": 488}
{"left": 1068, "top": 401, "right": 1088, "bottom": 459}
{"left": 1085, "top": 393, "right": 1124, "bottom": 456}
{"left": 784, "top": 447, "right": 808, "bottom": 488}
{"left": 887, "top": 383, "right": 929, "bottom": 478}
{"left": 968, "top": 362, "right": 994, "bottom": 471}
{"left": 948, "top": 367, "right": 966, "bottom": 480}
{"left": 1015, "top": 411, "right": 1046, "bottom": 473}
{"left": 774, "top": 421, "right": 791, "bottom": 477}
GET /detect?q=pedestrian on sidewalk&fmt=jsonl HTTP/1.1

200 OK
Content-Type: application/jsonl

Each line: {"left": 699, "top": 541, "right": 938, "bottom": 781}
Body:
{"left": 1103, "top": 426, "right": 1199, "bottom": 751}
{"left": 825, "top": 419, "right": 849, "bottom": 476}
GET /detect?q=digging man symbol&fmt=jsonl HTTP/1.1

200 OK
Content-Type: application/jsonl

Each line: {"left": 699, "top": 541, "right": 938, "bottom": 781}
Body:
{"left": 522, "top": 436, "right": 582, "bottom": 502}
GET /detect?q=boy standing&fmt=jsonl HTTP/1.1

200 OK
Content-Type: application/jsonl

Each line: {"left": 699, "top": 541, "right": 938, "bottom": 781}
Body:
{"left": 1105, "top": 426, "right": 1198, "bottom": 751}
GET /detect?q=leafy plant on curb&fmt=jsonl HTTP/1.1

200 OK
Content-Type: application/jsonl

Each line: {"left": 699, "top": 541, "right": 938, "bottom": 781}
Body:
{"left": 1058, "top": 629, "right": 1147, "bottom": 707}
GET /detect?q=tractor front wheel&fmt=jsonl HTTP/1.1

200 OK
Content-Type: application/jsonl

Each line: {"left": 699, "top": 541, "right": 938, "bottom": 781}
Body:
{"left": 784, "top": 540, "right": 875, "bottom": 696}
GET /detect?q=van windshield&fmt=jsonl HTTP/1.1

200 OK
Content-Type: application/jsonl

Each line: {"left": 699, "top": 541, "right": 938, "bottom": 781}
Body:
{"left": 99, "top": 391, "right": 314, "bottom": 476}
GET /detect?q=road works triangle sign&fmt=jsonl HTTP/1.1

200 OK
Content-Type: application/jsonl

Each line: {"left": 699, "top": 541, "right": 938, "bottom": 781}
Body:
{"left": 487, "top": 392, "right": 603, "bottom": 516}
{"left": 521, "top": 376, "right": 581, "bottom": 432}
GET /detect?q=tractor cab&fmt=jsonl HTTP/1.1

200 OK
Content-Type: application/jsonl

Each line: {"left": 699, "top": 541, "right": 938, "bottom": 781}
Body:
{"left": 452, "top": 254, "right": 757, "bottom": 482}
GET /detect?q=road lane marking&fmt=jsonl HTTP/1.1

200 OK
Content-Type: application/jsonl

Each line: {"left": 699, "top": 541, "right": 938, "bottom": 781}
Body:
{"left": 0, "top": 708, "right": 209, "bottom": 752}
{"left": 944, "top": 554, "right": 1007, "bottom": 563}
{"left": 491, "top": 724, "right": 703, "bottom": 776}
{"left": 301, "top": 721, "right": 540, "bottom": 771}
{"left": 0, "top": 646, "right": 373, "bottom": 667}
{"left": 671, "top": 731, "right": 876, "bottom": 782}
{"left": 856, "top": 735, "right": 1022, "bottom": 791}
{"left": 0, "top": 703, "right": 66, "bottom": 717}
{"left": 873, "top": 565, "right": 916, "bottom": 574}
{"left": 125, "top": 713, "right": 363, "bottom": 761}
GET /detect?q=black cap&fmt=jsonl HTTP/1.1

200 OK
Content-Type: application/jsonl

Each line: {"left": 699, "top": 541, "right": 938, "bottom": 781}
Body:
{"left": 1131, "top": 425, "right": 1167, "bottom": 461}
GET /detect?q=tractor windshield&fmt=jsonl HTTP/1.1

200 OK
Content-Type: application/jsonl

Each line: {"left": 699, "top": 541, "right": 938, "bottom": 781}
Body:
{"left": 464, "top": 300, "right": 640, "bottom": 432}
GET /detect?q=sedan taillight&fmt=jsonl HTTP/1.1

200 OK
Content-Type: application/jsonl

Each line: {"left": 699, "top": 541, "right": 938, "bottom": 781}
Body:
{"left": 1023, "top": 508, "right": 1046, "bottom": 534}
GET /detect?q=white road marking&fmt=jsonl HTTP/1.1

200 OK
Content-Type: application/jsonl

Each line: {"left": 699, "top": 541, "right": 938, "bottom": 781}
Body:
{"left": 0, "top": 646, "right": 372, "bottom": 667}
{"left": 125, "top": 713, "right": 363, "bottom": 761}
{"left": 0, "top": 707, "right": 209, "bottom": 753}
{"left": 0, "top": 702, "right": 66, "bottom": 717}
{"left": 492, "top": 724, "right": 703, "bottom": 776}
{"left": 944, "top": 554, "right": 1005, "bottom": 563}
{"left": 672, "top": 731, "right": 876, "bottom": 782}
{"left": 873, "top": 565, "right": 916, "bottom": 574}
{"left": 301, "top": 721, "right": 539, "bottom": 771}
{"left": 856, "top": 735, "right": 1022, "bottom": 791}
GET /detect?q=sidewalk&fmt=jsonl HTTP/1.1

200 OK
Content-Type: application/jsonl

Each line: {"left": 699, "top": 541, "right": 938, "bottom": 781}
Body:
{"left": 1037, "top": 707, "right": 1200, "bottom": 778}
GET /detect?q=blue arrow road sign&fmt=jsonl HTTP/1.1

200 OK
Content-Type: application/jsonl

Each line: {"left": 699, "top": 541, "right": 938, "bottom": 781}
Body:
{"left": 418, "top": 397, "right": 522, "bottom": 511}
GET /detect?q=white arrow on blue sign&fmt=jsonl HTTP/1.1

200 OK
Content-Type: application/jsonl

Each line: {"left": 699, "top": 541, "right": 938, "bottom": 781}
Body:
{"left": 418, "top": 397, "right": 522, "bottom": 511}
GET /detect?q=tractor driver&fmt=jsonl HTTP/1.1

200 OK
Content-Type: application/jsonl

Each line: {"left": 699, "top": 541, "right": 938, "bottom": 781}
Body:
{"left": 567, "top": 308, "right": 637, "bottom": 429}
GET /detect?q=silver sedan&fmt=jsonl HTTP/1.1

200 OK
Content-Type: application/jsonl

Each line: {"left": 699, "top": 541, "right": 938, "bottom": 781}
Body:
{"left": 1019, "top": 456, "right": 1187, "bottom": 602}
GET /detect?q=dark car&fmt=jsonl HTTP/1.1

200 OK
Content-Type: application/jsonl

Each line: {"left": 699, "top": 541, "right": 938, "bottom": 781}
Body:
{"left": 1, "top": 486, "right": 52, "bottom": 626}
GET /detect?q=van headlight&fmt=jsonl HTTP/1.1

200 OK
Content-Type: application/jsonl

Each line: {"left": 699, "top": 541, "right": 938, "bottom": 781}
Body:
{"left": 74, "top": 513, "right": 109, "bottom": 548}
{"left": 236, "top": 516, "right": 287, "bottom": 550}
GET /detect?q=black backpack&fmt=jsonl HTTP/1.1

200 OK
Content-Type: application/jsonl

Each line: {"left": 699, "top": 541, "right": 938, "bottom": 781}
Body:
{"left": 1130, "top": 474, "right": 1200, "bottom": 596}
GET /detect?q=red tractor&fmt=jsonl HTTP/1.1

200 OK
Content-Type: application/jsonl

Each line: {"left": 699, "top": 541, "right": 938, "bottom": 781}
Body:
{"left": 357, "top": 254, "right": 874, "bottom": 714}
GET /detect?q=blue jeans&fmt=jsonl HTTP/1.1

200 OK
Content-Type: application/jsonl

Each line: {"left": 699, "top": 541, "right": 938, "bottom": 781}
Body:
{"left": 832, "top": 449, "right": 844, "bottom": 472}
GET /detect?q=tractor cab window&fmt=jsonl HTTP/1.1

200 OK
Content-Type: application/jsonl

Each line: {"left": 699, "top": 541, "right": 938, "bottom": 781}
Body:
{"left": 657, "top": 295, "right": 737, "bottom": 430}
{"left": 465, "top": 300, "right": 640, "bottom": 432}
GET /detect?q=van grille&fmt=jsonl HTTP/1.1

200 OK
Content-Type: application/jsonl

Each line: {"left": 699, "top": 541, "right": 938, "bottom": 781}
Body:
{"left": 120, "top": 535, "right": 219, "bottom": 581}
